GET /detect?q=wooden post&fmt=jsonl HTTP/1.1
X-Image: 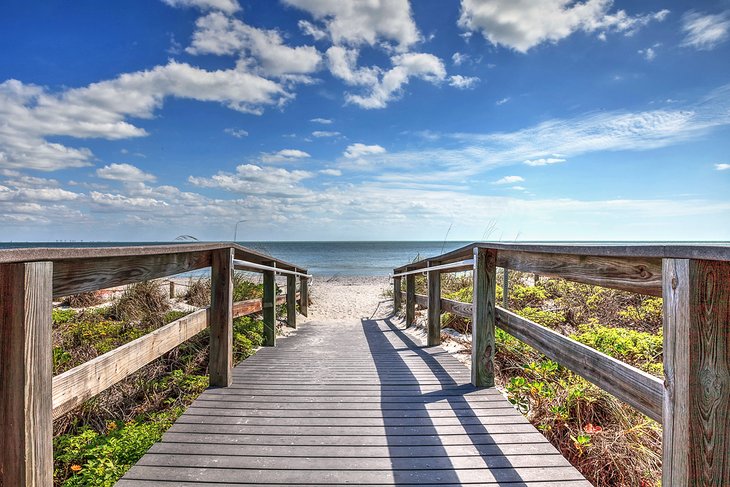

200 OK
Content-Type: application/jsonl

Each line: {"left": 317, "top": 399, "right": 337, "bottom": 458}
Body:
{"left": 286, "top": 274, "right": 296, "bottom": 329}
{"left": 662, "top": 258, "right": 730, "bottom": 486}
{"left": 427, "top": 264, "right": 441, "bottom": 346}
{"left": 169, "top": 280, "right": 175, "bottom": 298}
{"left": 209, "top": 248, "right": 233, "bottom": 387}
{"left": 502, "top": 268, "right": 509, "bottom": 309}
{"left": 263, "top": 268, "right": 276, "bottom": 346}
{"left": 405, "top": 273, "right": 415, "bottom": 328}
{"left": 472, "top": 248, "right": 497, "bottom": 387}
{"left": 299, "top": 275, "right": 308, "bottom": 317}
{"left": 0, "top": 261, "right": 53, "bottom": 486}
{"left": 393, "top": 276, "right": 402, "bottom": 311}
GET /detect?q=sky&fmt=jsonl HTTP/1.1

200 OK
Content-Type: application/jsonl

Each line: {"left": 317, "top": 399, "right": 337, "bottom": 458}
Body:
{"left": 1, "top": 0, "right": 729, "bottom": 242}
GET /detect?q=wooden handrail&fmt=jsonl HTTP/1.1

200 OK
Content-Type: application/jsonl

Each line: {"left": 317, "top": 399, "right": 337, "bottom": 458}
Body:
{"left": 0, "top": 244, "right": 309, "bottom": 486}
{"left": 394, "top": 243, "right": 730, "bottom": 486}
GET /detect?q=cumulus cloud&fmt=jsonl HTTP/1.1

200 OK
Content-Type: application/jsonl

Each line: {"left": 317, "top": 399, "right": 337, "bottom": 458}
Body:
{"left": 96, "top": 163, "right": 157, "bottom": 182}
{"left": 716, "top": 163, "right": 730, "bottom": 171}
{"left": 458, "top": 0, "right": 669, "bottom": 52}
{"left": 329, "top": 49, "right": 447, "bottom": 109}
{"left": 638, "top": 46, "right": 657, "bottom": 61}
{"left": 283, "top": 0, "right": 420, "bottom": 51}
{"left": 681, "top": 11, "right": 730, "bottom": 51}
{"left": 452, "top": 52, "right": 469, "bottom": 66}
{"left": 186, "top": 12, "right": 322, "bottom": 77}
{"left": 260, "top": 149, "right": 311, "bottom": 163}
{"left": 449, "top": 75, "right": 479, "bottom": 89}
{"left": 0, "top": 61, "right": 287, "bottom": 171}
{"left": 493, "top": 175, "right": 525, "bottom": 184}
{"left": 524, "top": 157, "right": 566, "bottom": 166}
{"left": 319, "top": 168, "right": 342, "bottom": 176}
{"left": 310, "top": 117, "right": 333, "bottom": 124}
{"left": 189, "top": 164, "right": 313, "bottom": 195}
{"left": 161, "top": 0, "right": 240, "bottom": 14}
{"left": 496, "top": 97, "right": 510, "bottom": 105}
{"left": 343, "top": 143, "right": 386, "bottom": 159}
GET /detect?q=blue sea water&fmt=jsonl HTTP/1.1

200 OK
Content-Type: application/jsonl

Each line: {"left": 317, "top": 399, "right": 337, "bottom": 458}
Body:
{"left": 0, "top": 241, "right": 470, "bottom": 276}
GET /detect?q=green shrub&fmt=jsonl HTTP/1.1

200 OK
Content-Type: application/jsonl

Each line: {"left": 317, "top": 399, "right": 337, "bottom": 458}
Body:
{"left": 53, "top": 308, "right": 78, "bottom": 325}
{"left": 509, "top": 284, "right": 548, "bottom": 309}
{"left": 516, "top": 307, "right": 566, "bottom": 329}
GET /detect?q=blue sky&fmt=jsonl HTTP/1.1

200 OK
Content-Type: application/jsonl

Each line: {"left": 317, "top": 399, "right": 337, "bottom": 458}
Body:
{"left": 1, "top": 0, "right": 729, "bottom": 242}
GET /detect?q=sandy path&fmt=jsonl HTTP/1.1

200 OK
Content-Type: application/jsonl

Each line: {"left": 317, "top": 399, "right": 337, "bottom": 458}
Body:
{"left": 302, "top": 275, "right": 395, "bottom": 321}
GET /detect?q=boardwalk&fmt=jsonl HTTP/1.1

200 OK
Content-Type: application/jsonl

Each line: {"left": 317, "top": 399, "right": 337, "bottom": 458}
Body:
{"left": 119, "top": 317, "right": 589, "bottom": 486}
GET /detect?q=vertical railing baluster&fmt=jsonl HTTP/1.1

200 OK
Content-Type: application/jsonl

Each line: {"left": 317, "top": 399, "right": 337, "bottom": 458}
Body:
{"left": 299, "top": 275, "right": 308, "bottom": 317}
{"left": 210, "top": 248, "right": 234, "bottom": 387}
{"left": 393, "top": 276, "right": 401, "bottom": 312}
{"left": 405, "top": 272, "right": 415, "bottom": 328}
{"left": 472, "top": 248, "right": 497, "bottom": 387}
{"left": 286, "top": 274, "right": 296, "bottom": 329}
{"left": 0, "top": 261, "right": 53, "bottom": 486}
{"left": 263, "top": 267, "right": 276, "bottom": 346}
{"left": 427, "top": 263, "right": 441, "bottom": 346}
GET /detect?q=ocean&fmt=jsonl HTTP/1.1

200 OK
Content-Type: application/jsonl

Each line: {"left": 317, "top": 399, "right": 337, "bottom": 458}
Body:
{"left": 0, "top": 241, "right": 471, "bottom": 276}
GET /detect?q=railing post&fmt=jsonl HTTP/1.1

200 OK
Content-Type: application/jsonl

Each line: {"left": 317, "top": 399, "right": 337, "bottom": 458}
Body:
{"left": 427, "top": 263, "right": 441, "bottom": 346}
{"left": 286, "top": 274, "right": 296, "bottom": 329}
{"left": 0, "top": 261, "right": 53, "bottom": 486}
{"left": 393, "top": 276, "right": 401, "bottom": 311}
{"left": 169, "top": 280, "right": 175, "bottom": 299}
{"left": 405, "top": 272, "right": 415, "bottom": 328}
{"left": 263, "top": 267, "right": 276, "bottom": 346}
{"left": 472, "top": 248, "right": 497, "bottom": 387}
{"left": 662, "top": 258, "right": 730, "bottom": 486}
{"left": 299, "top": 275, "right": 308, "bottom": 317}
{"left": 210, "top": 248, "right": 233, "bottom": 387}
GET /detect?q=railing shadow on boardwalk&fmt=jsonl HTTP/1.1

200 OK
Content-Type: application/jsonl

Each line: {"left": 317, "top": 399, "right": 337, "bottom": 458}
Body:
{"left": 361, "top": 315, "right": 529, "bottom": 486}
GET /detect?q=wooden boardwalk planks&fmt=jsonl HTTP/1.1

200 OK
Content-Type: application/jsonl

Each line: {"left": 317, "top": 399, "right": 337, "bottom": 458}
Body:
{"left": 118, "top": 318, "right": 589, "bottom": 486}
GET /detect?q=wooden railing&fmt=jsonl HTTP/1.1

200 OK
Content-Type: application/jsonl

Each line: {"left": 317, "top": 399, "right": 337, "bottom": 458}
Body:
{"left": 0, "top": 243, "right": 309, "bottom": 486}
{"left": 392, "top": 243, "right": 730, "bottom": 486}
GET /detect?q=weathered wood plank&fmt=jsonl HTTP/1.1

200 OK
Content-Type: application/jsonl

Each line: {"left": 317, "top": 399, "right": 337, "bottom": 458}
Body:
{"left": 299, "top": 276, "right": 308, "bottom": 317}
{"left": 262, "top": 269, "right": 276, "bottom": 347}
{"left": 209, "top": 248, "right": 234, "bottom": 387}
{"left": 472, "top": 248, "right": 496, "bottom": 387}
{"left": 662, "top": 258, "right": 730, "bottom": 485}
{"left": 427, "top": 264, "right": 441, "bottom": 346}
{"left": 405, "top": 273, "right": 415, "bottom": 327}
{"left": 286, "top": 274, "right": 296, "bottom": 329}
{"left": 52, "top": 308, "right": 209, "bottom": 419}
{"left": 52, "top": 251, "right": 212, "bottom": 298}
{"left": 0, "top": 262, "right": 53, "bottom": 486}
{"left": 232, "top": 294, "right": 287, "bottom": 317}
{"left": 393, "top": 276, "right": 401, "bottom": 311}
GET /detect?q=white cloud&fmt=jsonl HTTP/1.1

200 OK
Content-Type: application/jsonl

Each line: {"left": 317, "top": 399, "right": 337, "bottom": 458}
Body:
{"left": 638, "top": 47, "right": 656, "bottom": 61}
{"left": 319, "top": 168, "right": 342, "bottom": 176}
{"left": 458, "top": 0, "right": 669, "bottom": 52}
{"left": 493, "top": 175, "right": 525, "bottom": 184}
{"left": 161, "top": 0, "right": 240, "bottom": 14}
{"left": 96, "top": 163, "right": 157, "bottom": 182}
{"left": 524, "top": 157, "right": 566, "bottom": 166}
{"left": 283, "top": 0, "right": 420, "bottom": 51}
{"left": 496, "top": 97, "right": 510, "bottom": 105}
{"left": 343, "top": 143, "right": 386, "bottom": 159}
{"left": 189, "top": 164, "right": 313, "bottom": 195}
{"left": 334, "top": 51, "right": 447, "bottom": 109}
{"left": 716, "top": 163, "right": 730, "bottom": 171}
{"left": 0, "top": 61, "right": 287, "bottom": 171}
{"left": 186, "top": 12, "right": 322, "bottom": 77}
{"left": 449, "top": 75, "right": 479, "bottom": 89}
{"left": 312, "top": 131, "right": 340, "bottom": 137}
{"left": 298, "top": 20, "right": 328, "bottom": 41}
{"left": 511, "top": 185, "right": 526, "bottom": 190}
{"left": 224, "top": 128, "right": 248, "bottom": 138}
{"left": 260, "top": 149, "right": 311, "bottom": 163}
{"left": 310, "top": 117, "right": 333, "bottom": 124}
{"left": 681, "top": 11, "right": 730, "bottom": 51}
{"left": 452, "top": 52, "right": 469, "bottom": 66}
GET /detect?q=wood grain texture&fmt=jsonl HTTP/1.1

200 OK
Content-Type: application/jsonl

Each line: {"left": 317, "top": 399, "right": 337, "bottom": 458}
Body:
{"left": 52, "top": 308, "right": 210, "bottom": 418}
{"left": 299, "top": 276, "right": 308, "bottom": 317}
{"left": 232, "top": 295, "right": 288, "bottom": 317}
{"left": 52, "top": 251, "right": 212, "bottom": 299}
{"left": 120, "top": 316, "right": 588, "bottom": 485}
{"left": 663, "top": 258, "right": 730, "bottom": 485}
{"left": 405, "top": 274, "right": 415, "bottom": 328}
{"left": 427, "top": 265, "right": 441, "bottom": 346}
{"left": 263, "top": 269, "right": 276, "bottom": 347}
{"left": 0, "top": 262, "right": 53, "bottom": 486}
{"left": 472, "top": 248, "right": 497, "bottom": 387}
{"left": 209, "top": 249, "right": 234, "bottom": 387}
{"left": 393, "top": 277, "right": 401, "bottom": 311}
{"left": 502, "top": 268, "right": 509, "bottom": 309}
{"left": 286, "top": 275, "right": 297, "bottom": 329}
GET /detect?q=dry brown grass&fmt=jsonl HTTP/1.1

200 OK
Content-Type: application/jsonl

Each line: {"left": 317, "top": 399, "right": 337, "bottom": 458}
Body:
{"left": 62, "top": 291, "right": 104, "bottom": 308}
